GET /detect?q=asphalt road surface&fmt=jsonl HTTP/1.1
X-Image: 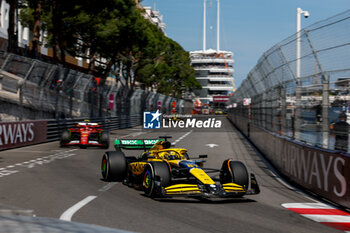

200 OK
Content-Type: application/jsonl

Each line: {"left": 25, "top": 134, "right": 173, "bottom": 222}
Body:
{"left": 0, "top": 117, "right": 342, "bottom": 233}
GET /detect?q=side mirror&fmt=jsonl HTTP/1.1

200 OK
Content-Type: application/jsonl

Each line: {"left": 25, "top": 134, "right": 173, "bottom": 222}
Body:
{"left": 199, "top": 154, "right": 208, "bottom": 158}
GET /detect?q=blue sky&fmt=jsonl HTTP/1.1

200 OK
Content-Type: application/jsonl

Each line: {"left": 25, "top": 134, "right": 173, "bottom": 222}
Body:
{"left": 141, "top": 0, "right": 350, "bottom": 88}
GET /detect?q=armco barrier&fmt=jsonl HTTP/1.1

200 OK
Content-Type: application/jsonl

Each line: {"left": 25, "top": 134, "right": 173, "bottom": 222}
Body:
{"left": 1, "top": 115, "right": 141, "bottom": 150}
{"left": 228, "top": 113, "right": 350, "bottom": 209}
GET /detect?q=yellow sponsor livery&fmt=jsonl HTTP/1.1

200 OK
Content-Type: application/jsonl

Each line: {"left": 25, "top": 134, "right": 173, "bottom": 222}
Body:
{"left": 189, "top": 168, "right": 215, "bottom": 185}
{"left": 129, "top": 162, "right": 147, "bottom": 176}
{"left": 101, "top": 136, "right": 260, "bottom": 199}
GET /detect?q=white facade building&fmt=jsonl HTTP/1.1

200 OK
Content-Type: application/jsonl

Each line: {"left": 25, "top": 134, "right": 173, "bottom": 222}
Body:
{"left": 0, "top": 0, "right": 30, "bottom": 50}
{"left": 141, "top": 5, "right": 166, "bottom": 35}
{"left": 190, "top": 0, "right": 235, "bottom": 104}
{"left": 190, "top": 49, "right": 235, "bottom": 103}
{"left": 0, "top": 0, "right": 53, "bottom": 56}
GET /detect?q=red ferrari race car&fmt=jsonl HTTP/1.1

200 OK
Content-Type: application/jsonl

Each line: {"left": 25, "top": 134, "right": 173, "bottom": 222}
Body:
{"left": 60, "top": 122, "right": 109, "bottom": 148}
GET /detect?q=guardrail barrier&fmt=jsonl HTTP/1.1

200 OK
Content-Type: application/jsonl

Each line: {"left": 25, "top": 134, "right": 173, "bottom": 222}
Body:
{"left": 0, "top": 115, "right": 141, "bottom": 151}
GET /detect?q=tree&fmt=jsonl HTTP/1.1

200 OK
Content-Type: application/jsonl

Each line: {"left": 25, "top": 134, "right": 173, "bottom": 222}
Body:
{"left": 30, "top": 0, "right": 41, "bottom": 58}
{"left": 18, "top": 0, "right": 201, "bottom": 96}
{"left": 134, "top": 23, "right": 200, "bottom": 97}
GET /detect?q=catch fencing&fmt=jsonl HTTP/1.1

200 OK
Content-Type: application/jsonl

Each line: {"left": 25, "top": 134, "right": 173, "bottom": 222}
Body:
{"left": 229, "top": 9, "right": 350, "bottom": 152}
{"left": 0, "top": 51, "right": 186, "bottom": 122}
{"left": 228, "top": 9, "right": 350, "bottom": 209}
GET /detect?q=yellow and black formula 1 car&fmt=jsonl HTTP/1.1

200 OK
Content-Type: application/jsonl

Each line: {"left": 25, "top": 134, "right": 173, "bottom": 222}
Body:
{"left": 101, "top": 136, "right": 260, "bottom": 198}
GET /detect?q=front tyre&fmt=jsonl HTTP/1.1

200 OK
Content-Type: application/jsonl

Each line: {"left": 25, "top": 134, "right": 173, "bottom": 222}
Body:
{"left": 60, "top": 130, "right": 70, "bottom": 147}
{"left": 101, "top": 151, "right": 127, "bottom": 181}
{"left": 100, "top": 131, "right": 110, "bottom": 149}
{"left": 143, "top": 162, "right": 170, "bottom": 197}
{"left": 220, "top": 160, "right": 249, "bottom": 190}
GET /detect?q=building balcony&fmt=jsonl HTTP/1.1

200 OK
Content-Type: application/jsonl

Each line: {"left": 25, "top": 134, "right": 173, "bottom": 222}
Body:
{"left": 196, "top": 76, "right": 233, "bottom": 82}
{"left": 202, "top": 85, "right": 235, "bottom": 91}
{"left": 191, "top": 58, "right": 234, "bottom": 64}
{"left": 194, "top": 66, "right": 234, "bottom": 73}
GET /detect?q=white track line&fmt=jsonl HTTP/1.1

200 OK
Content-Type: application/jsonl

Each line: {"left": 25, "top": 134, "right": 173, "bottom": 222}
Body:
{"left": 172, "top": 130, "right": 193, "bottom": 145}
{"left": 98, "top": 183, "right": 117, "bottom": 192}
{"left": 60, "top": 196, "right": 97, "bottom": 221}
{"left": 0, "top": 150, "right": 77, "bottom": 178}
{"left": 244, "top": 134, "right": 319, "bottom": 203}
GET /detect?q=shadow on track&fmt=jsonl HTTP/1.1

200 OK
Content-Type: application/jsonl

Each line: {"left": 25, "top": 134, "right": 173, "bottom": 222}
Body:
{"left": 142, "top": 195, "right": 256, "bottom": 204}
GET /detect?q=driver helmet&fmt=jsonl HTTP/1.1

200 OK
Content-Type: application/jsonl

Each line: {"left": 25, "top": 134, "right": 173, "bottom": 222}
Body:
{"left": 167, "top": 151, "right": 178, "bottom": 160}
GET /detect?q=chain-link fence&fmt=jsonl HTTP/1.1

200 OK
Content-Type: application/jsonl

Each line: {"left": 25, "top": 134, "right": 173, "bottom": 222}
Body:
{"left": 0, "top": 52, "right": 187, "bottom": 122}
{"left": 229, "top": 9, "right": 350, "bottom": 152}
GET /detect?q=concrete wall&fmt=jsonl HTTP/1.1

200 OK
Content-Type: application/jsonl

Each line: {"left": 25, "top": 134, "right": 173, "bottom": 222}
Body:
{"left": 228, "top": 112, "right": 350, "bottom": 209}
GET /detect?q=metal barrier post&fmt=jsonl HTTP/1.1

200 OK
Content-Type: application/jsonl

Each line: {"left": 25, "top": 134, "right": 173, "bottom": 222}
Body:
{"left": 305, "top": 30, "right": 329, "bottom": 149}
{"left": 322, "top": 79, "right": 330, "bottom": 148}
{"left": 18, "top": 60, "right": 37, "bottom": 120}
{"left": 1, "top": 53, "right": 12, "bottom": 70}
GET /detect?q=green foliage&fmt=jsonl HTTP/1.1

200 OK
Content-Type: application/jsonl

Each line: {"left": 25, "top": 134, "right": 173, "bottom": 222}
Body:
{"left": 18, "top": 7, "right": 34, "bottom": 28}
{"left": 18, "top": 0, "right": 200, "bottom": 96}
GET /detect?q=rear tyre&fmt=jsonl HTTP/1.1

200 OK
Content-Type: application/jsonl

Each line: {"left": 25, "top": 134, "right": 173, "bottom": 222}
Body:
{"left": 101, "top": 151, "right": 127, "bottom": 181}
{"left": 100, "top": 131, "right": 110, "bottom": 149}
{"left": 220, "top": 160, "right": 249, "bottom": 190}
{"left": 143, "top": 162, "right": 170, "bottom": 197}
{"left": 60, "top": 130, "right": 70, "bottom": 147}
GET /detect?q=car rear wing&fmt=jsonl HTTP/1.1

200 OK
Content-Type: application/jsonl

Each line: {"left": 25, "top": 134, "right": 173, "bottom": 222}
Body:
{"left": 114, "top": 139, "right": 164, "bottom": 150}
{"left": 75, "top": 122, "right": 102, "bottom": 127}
